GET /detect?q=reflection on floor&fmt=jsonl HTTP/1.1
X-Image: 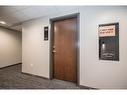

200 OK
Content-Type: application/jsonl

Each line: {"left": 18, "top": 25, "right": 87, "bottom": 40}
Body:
{"left": 0, "top": 64, "right": 83, "bottom": 89}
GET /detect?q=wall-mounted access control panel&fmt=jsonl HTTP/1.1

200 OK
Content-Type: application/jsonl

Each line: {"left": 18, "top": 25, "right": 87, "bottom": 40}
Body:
{"left": 99, "top": 23, "right": 119, "bottom": 61}
{"left": 44, "top": 26, "right": 48, "bottom": 41}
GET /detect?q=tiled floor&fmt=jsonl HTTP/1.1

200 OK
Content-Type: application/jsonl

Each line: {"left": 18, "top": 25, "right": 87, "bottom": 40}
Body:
{"left": 0, "top": 64, "right": 84, "bottom": 89}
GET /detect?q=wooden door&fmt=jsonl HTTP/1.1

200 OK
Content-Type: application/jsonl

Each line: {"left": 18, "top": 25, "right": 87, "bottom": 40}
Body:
{"left": 53, "top": 18, "right": 77, "bottom": 82}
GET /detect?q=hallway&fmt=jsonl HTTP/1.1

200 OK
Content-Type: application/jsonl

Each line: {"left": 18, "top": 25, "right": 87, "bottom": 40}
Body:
{"left": 0, "top": 64, "right": 81, "bottom": 89}
{"left": 1, "top": 6, "right": 127, "bottom": 89}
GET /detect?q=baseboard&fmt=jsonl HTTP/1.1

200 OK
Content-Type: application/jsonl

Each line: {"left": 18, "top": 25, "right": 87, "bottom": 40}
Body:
{"left": 0, "top": 63, "right": 22, "bottom": 69}
{"left": 22, "top": 72, "right": 50, "bottom": 80}
{"left": 79, "top": 85, "right": 98, "bottom": 89}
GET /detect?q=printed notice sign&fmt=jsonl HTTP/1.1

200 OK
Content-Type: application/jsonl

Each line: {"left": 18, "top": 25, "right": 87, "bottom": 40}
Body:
{"left": 99, "top": 25, "right": 115, "bottom": 37}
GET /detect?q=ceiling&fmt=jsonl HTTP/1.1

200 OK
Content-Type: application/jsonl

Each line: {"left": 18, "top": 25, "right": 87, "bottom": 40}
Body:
{"left": 0, "top": 6, "right": 79, "bottom": 31}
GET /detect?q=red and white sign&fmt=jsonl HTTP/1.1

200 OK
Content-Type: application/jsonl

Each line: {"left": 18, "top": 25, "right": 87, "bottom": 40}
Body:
{"left": 99, "top": 25, "right": 115, "bottom": 37}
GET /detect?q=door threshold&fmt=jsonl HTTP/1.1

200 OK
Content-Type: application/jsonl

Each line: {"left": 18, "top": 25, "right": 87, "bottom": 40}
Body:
{"left": 52, "top": 79, "right": 77, "bottom": 85}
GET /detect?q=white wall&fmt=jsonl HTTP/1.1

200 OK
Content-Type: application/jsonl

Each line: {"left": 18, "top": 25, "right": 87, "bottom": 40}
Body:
{"left": 22, "top": 18, "right": 50, "bottom": 78}
{"left": 80, "top": 6, "right": 127, "bottom": 89}
{"left": 22, "top": 6, "right": 127, "bottom": 89}
{"left": 0, "top": 27, "right": 22, "bottom": 68}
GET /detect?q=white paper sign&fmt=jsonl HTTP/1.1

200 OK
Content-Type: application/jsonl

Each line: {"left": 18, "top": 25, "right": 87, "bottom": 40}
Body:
{"left": 99, "top": 25, "right": 115, "bottom": 37}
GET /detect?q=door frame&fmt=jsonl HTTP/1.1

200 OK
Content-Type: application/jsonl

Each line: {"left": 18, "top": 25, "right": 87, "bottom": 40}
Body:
{"left": 49, "top": 13, "right": 80, "bottom": 85}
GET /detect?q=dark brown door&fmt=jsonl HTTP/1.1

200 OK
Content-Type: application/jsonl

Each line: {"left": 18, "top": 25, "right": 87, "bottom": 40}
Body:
{"left": 53, "top": 17, "right": 77, "bottom": 82}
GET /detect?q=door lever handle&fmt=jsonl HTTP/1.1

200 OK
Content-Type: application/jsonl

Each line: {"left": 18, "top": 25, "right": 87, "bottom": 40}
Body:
{"left": 52, "top": 50, "right": 56, "bottom": 53}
